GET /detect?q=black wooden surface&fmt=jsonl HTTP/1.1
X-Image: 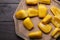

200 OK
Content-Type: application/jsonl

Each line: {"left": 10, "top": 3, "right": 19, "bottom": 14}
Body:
{"left": 0, "top": 0, "right": 20, "bottom": 4}
{"left": 0, "top": 0, "right": 23, "bottom": 40}
{"left": 0, "top": 22, "right": 23, "bottom": 40}
{"left": 0, "top": 4, "right": 18, "bottom": 22}
{"left": 0, "top": 0, "right": 60, "bottom": 40}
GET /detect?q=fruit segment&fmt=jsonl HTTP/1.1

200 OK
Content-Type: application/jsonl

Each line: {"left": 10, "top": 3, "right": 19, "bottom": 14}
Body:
{"left": 28, "top": 8, "right": 38, "bottom": 17}
{"left": 51, "top": 17, "right": 60, "bottom": 28}
{"left": 38, "top": 22, "right": 52, "bottom": 33}
{"left": 51, "top": 28, "right": 60, "bottom": 38}
{"left": 42, "top": 14, "right": 52, "bottom": 24}
{"left": 23, "top": 17, "right": 33, "bottom": 30}
{"left": 50, "top": 6, "right": 60, "bottom": 16}
{"left": 29, "top": 31, "right": 42, "bottom": 38}
{"left": 51, "top": 28, "right": 59, "bottom": 36}
{"left": 54, "top": 32, "right": 60, "bottom": 39}
{"left": 54, "top": 15, "right": 60, "bottom": 21}
{"left": 15, "top": 10, "right": 28, "bottom": 19}
{"left": 26, "top": 0, "right": 38, "bottom": 5}
{"left": 38, "top": 4, "right": 47, "bottom": 18}
{"left": 39, "top": 0, "right": 51, "bottom": 4}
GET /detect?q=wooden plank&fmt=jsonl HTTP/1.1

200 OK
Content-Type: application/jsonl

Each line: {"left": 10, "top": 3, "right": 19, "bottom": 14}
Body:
{"left": 0, "top": 4, "right": 18, "bottom": 21}
{"left": 0, "top": 22, "right": 24, "bottom": 40}
{"left": 54, "top": 0, "right": 60, "bottom": 5}
{"left": 0, "top": 0, "right": 20, "bottom": 3}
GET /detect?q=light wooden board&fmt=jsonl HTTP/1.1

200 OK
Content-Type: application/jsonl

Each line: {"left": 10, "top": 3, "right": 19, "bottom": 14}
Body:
{"left": 13, "top": 0, "right": 60, "bottom": 40}
{"left": 54, "top": 0, "right": 60, "bottom": 5}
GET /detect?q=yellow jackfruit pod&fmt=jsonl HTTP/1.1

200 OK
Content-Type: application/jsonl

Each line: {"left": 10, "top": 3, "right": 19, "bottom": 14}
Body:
{"left": 15, "top": 10, "right": 28, "bottom": 19}
{"left": 38, "top": 4, "right": 48, "bottom": 18}
{"left": 42, "top": 14, "right": 52, "bottom": 24}
{"left": 27, "top": 8, "right": 38, "bottom": 17}
{"left": 50, "top": 6, "right": 60, "bottom": 16}
{"left": 51, "top": 28, "right": 60, "bottom": 37}
{"left": 38, "top": 22, "right": 52, "bottom": 33}
{"left": 54, "top": 15, "right": 60, "bottom": 21}
{"left": 39, "top": 0, "right": 51, "bottom": 4}
{"left": 23, "top": 17, "right": 33, "bottom": 30}
{"left": 51, "top": 17, "right": 60, "bottom": 28}
{"left": 29, "top": 31, "right": 42, "bottom": 38}
{"left": 54, "top": 32, "right": 60, "bottom": 39}
{"left": 26, "top": 0, "right": 38, "bottom": 5}
{"left": 51, "top": 28, "right": 60, "bottom": 38}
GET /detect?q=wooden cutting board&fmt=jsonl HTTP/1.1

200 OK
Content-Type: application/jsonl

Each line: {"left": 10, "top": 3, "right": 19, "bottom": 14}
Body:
{"left": 13, "top": 0, "right": 60, "bottom": 40}
{"left": 54, "top": 0, "right": 60, "bottom": 5}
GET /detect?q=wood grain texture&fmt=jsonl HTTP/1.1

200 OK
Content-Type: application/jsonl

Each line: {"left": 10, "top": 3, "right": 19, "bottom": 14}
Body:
{"left": 0, "top": 0, "right": 20, "bottom": 3}
{"left": 0, "top": 22, "right": 24, "bottom": 40}
{"left": 0, "top": 4, "right": 18, "bottom": 21}
{"left": 0, "top": 0, "right": 24, "bottom": 40}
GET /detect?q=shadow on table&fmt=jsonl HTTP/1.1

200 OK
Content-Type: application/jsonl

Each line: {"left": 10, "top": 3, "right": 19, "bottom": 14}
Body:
{"left": 15, "top": 34, "right": 24, "bottom": 40}
{"left": 56, "top": 36, "right": 60, "bottom": 40}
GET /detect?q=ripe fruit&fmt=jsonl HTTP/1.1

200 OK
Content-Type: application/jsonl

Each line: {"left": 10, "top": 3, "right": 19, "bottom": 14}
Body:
{"left": 29, "top": 31, "right": 42, "bottom": 38}
{"left": 28, "top": 8, "right": 38, "bottom": 17}
{"left": 38, "top": 4, "right": 47, "bottom": 18}
{"left": 23, "top": 17, "right": 33, "bottom": 30}
{"left": 38, "top": 22, "right": 52, "bottom": 33}
{"left": 15, "top": 10, "right": 28, "bottom": 19}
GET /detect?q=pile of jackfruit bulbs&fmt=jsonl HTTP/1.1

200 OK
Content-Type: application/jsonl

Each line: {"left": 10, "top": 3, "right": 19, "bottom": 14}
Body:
{"left": 15, "top": 0, "right": 60, "bottom": 39}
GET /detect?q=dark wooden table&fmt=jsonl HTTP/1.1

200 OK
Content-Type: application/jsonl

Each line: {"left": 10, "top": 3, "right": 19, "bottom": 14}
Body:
{"left": 0, "top": 0, "right": 60, "bottom": 40}
{"left": 0, "top": 0, "right": 24, "bottom": 40}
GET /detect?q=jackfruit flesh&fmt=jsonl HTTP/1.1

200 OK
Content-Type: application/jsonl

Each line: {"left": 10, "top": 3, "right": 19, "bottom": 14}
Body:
{"left": 39, "top": 0, "right": 51, "bottom": 4}
{"left": 51, "top": 28, "right": 60, "bottom": 38}
{"left": 42, "top": 14, "right": 52, "bottom": 24}
{"left": 50, "top": 6, "right": 60, "bottom": 16}
{"left": 54, "top": 15, "right": 60, "bottom": 21}
{"left": 29, "top": 31, "right": 42, "bottom": 38}
{"left": 26, "top": 0, "right": 38, "bottom": 5}
{"left": 15, "top": 10, "right": 28, "bottom": 19}
{"left": 54, "top": 32, "right": 60, "bottom": 39}
{"left": 28, "top": 8, "right": 38, "bottom": 17}
{"left": 23, "top": 17, "right": 33, "bottom": 30}
{"left": 38, "top": 4, "right": 47, "bottom": 18}
{"left": 51, "top": 17, "right": 60, "bottom": 28}
{"left": 38, "top": 22, "right": 52, "bottom": 33}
